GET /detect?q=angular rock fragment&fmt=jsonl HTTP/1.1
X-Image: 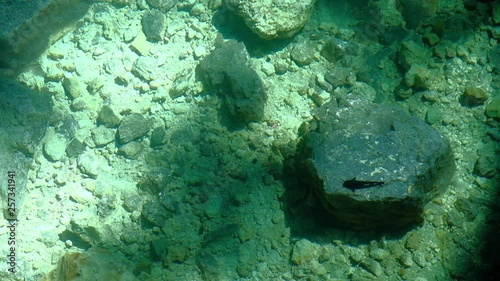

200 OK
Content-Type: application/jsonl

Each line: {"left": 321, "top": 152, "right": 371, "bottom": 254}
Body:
{"left": 197, "top": 39, "right": 267, "bottom": 125}
{"left": 117, "top": 113, "right": 150, "bottom": 144}
{"left": 298, "top": 100, "right": 454, "bottom": 229}
{"left": 224, "top": 0, "right": 316, "bottom": 39}
{"left": 141, "top": 9, "right": 166, "bottom": 42}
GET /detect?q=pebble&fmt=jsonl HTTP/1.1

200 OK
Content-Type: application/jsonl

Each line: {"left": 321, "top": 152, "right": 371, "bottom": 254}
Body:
{"left": 193, "top": 45, "right": 206, "bottom": 59}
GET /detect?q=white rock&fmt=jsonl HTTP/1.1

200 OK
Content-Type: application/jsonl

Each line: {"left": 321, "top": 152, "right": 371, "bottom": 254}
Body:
{"left": 193, "top": 45, "right": 206, "bottom": 59}
{"left": 43, "top": 133, "right": 67, "bottom": 162}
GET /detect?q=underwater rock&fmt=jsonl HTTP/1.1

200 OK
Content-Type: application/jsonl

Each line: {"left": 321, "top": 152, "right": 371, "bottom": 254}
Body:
{"left": 0, "top": 78, "right": 52, "bottom": 219}
{"left": 146, "top": 0, "right": 177, "bottom": 13}
{"left": 43, "top": 133, "right": 68, "bottom": 162}
{"left": 197, "top": 39, "right": 267, "bottom": 124}
{"left": 0, "top": 0, "right": 93, "bottom": 70}
{"left": 43, "top": 247, "right": 135, "bottom": 281}
{"left": 117, "top": 141, "right": 145, "bottom": 159}
{"left": 397, "top": 0, "right": 438, "bottom": 29}
{"left": 485, "top": 97, "right": 500, "bottom": 120}
{"left": 91, "top": 126, "right": 115, "bottom": 147}
{"left": 224, "top": 0, "right": 316, "bottom": 40}
{"left": 298, "top": 100, "right": 454, "bottom": 229}
{"left": 66, "top": 138, "right": 86, "bottom": 158}
{"left": 97, "top": 105, "right": 121, "bottom": 128}
{"left": 141, "top": 9, "right": 166, "bottom": 42}
{"left": 117, "top": 113, "right": 150, "bottom": 144}
{"left": 291, "top": 39, "right": 317, "bottom": 66}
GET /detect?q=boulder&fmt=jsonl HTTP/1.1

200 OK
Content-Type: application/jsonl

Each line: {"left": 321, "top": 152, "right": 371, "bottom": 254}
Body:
{"left": 224, "top": 0, "right": 316, "bottom": 40}
{"left": 197, "top": 39, "right": 267, "bottom": 125}
{"left": 298, "top": 100, "right": 454, "bottom": 229}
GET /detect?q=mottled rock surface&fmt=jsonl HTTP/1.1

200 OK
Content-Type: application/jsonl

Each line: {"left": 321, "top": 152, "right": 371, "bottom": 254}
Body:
{"left": 0, "top": 78, "right": 52, "bottom": 219}
{"left": 224, "top": 0, "right": 316, "bottom": 39}
{"left": 298, "top": 101, "right": 454, "bottom": 229}
{"left": 197, "top": 39, "right": 267, "bottom": 124}
{"left": 0, "top": 0, "right": 94, "bottom": 70}
{"left": 117, "top": 113, "right": 150, "bottom": 144}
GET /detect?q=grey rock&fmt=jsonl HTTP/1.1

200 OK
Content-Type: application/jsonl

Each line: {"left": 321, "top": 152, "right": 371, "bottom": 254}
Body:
{"left": 132, "top": 56, "right": 158, "bottom": 81}
{"left": 151, "top": 238, "right": 169, "bottom": 260}
{"left": 321, "top": 39, "right": 358, "bottom": 63}
{"left": 0, "top": 78, "right": 52, "bottom": 219}
{"left": 197, "top": 39, "right": 267, "bottom": 124}
{"left": 425, "top": 106, "right": 442, "bottom": 125}
{"left": 78, "top": 153, "right": 99, "bottom": 178}
{"left": 324, "top": 67, "right": 351, "bottom": 88}
{"left": 63, "top": 77, "right": 87, "bottom": 99}
{"left": 361, "top": 257, "right": 383, "bottom": 277}
{"left": 43, "top": 133, "right": 67, "bottom": 162}
{"left": 150, "top": 126, "right": 168, "bottom": 147}
{"left": 224, "top": 0, "right": 316, "bottom": 39}
{"left": 97, "top": 105, "right": 121, "bottom": 128}
{"left": 298, "top": 101, "right": 454, "bottom": 229}
{"left": 0, "top": 0, "right": 93, "bottom": 70}
{"left": 141, "top": 9, "right": 166, "bottom": 42}
{"left": 290, "top": 39, "right": 316, "bottom": 66}
{"left": 91, "top": 126, "right": 116, "bottom": 147}
{"left": 117, "top": 141, "right": 145, "bottom": 159}
{"left": 118, "top": 113, "right": 150, "bottom": 144}
{"left": 146, "top": 0, "right": 177, "bottom": 13}
{"left": 474, "top": 155, "right": 496, "bottom": 178}
{"left": 66, "top": 138, "right": 86, "bottom": 158}
{"left": 70, "top": 97, "right": 90, "bottom": 111}
{"left": 142, "top": 201, "right": 172, "bottom": 227}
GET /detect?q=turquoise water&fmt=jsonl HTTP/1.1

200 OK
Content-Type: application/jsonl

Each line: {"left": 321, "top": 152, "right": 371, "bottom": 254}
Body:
{"left": 0, "top": 0, "right": 499, "bottom": 280}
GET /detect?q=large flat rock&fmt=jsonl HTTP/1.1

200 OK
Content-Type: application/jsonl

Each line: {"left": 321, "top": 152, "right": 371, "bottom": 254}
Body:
{"left": 298, "top": 101, "right": 455, "bottom": 229}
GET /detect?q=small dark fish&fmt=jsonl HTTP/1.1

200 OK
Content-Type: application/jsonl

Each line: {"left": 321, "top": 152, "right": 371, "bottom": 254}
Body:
{"left": 343, "top": 177, "right": 385, "bottom": 192}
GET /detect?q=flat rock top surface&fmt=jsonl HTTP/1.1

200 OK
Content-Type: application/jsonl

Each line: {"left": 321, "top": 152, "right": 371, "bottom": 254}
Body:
{"left": 306, "top": 103, "right": 451, "bottom": 200}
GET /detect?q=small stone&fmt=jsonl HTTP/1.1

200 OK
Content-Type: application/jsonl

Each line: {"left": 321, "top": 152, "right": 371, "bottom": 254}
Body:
{"left": 132, "top": 56, "right": 158, "bottom": 81}
{"left": 425, "top": 107, "right": 442, "bottom": 125}
{"left": 130, "top": 31, "right": 151, "bottom": 56}
{"left": 91, "top": 126, "right": 116, "bottom": 147}
{"left": 97, "top": 105, "right": 121, "bottom": 128}
{"left": 141, "top": 9, "right": 166, "bottom": 42}
{"left": 193, "top": 45, "right": 206, "bottom": 59}
{"left": 44, "top": 134, "right": 67, "bottom": 162}
{"left": 474, "top": 155, "right": 496, "bottom": 178}
{"left": 361, "top": 257, "right": 383, "bottom": 277}
{"left": 370, "top": 248, "right": 389, "bottom": 261}
{"left": 63, "top": 77, "right": 87, "bottom": 99}
{"left": 150, "top": 127, "right": 168, "bottom": 147}
{"left": 405, "top": 64, "right": 430, "bottom": 88}
{"left": 117, "top": 141, "right": 145, "bottom": 159}
{"left": 460, "top": 87, "right": 488, "bottom": 106}
{"left": 118, "top": 113, "right": 150, "bottom": 144}
{"left": 66, "top": 138, "right": 86, "bottom": 158}
{"left": 70, "top": 97, "right": 90, "bottom": 111}
{"left": 291, "top": 239, "right": 317, "bottom": 265}
{"left": 146, "top": 0, "right": 177, "bottom": 13}
{"left": 70, "top": 188, "right": 94, "bottom": 204}
{"left": 485, "top": 97, "right": 500, "bottom": 119}
{"left": 78, "top": 153, "right": 99, "bottom": 178}
{"left": 261, "top": 62, "right": 275, "bottom": 76}
{"left": 399, "top": 253, "right": 414, "bottom": 267}
{"left": 422, "top": 90, "right": 439, "bottom": 102}
{"left": 422, "top": 33, "right": 439, "bottom": 46}
{"left": 291, "top": 39, "right": 316, "bottom": 65}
